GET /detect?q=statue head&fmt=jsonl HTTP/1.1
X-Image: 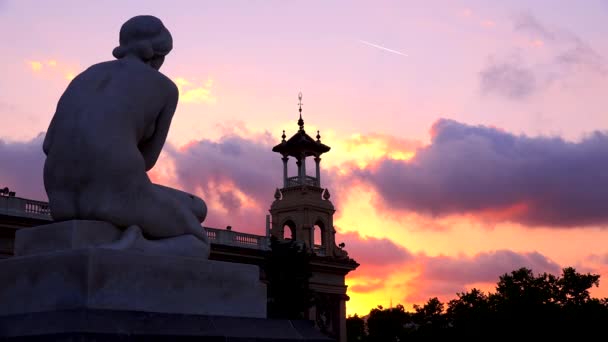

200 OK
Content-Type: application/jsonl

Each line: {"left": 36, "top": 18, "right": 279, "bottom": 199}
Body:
{"left": 112, "top": 15, "right": 173, "bottom": 70}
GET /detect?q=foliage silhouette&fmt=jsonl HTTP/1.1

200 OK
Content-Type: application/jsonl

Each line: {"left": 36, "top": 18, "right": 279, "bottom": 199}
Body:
{"left": 347, "top": 267, "right": 608, "bottom": 341}
{"left": 264, "top": 235, "right": 314, "bottom": 319}
{"left": 345, "top": 313, "right": 366, "bottom": 342}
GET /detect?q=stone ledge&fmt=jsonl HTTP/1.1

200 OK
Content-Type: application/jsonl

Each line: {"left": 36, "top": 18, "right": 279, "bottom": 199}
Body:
{"left": 0, "top": 248, "right": 266, "bottom": 318}
{"left": 0, "top": 309, "right": 332, "bottom": 341}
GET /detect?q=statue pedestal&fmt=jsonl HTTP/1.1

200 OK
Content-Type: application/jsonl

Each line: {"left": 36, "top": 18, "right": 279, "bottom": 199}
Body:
{"left": 0, "top": 247, "right": 267, "bottom": 318}
{"left": 0, "top": 309, "right": 331, "bottom": 341}
{"left": 0, "top": 221, "right": 332, "bottom": 341}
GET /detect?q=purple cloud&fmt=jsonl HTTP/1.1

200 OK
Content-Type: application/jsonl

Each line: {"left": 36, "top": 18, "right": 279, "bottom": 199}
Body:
{"left": 481, "top": 12, "right": 606, "bottom": 100}
{"left": 355, "top": 119, "right": 608, "bottom": 228}
{"left": 340, "top": 232, "right": 415, "bottom": 267}
{"left": 404, "top": 249, "right": 560, "bottom": 303}
{"left": 166, "top": 133, "right": 284, "bottom": 232}
{"left": 0, "top": 133, "right": 46, "bottom": 200}
{"left": 420, "top": 250, "right": 560, "bottom": 284}
{"left": 480, "top": 56, "right": 537, "bottom": 99}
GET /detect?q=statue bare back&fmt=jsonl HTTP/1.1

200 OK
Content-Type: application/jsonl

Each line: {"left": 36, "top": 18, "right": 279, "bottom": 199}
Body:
{"left": 42, "top": 16, "right": 208, "bottom": 247}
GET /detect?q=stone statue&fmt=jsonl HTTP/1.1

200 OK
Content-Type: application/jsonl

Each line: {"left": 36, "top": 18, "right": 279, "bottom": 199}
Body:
{"left": 42, "top": 15, "right": 209, "bottom": 252}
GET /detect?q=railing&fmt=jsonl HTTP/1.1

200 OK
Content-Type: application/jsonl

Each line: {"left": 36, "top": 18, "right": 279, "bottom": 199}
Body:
{"left": 205, "top": 227, "right": 270, "bottom": 250}
{"left": 286, "top": 175, "right": 319, "bottom": 188}
{"left": 0, "top": 196, "right": 272, "bottom": 251}
{"left": 313, "top": 245, "right": 327, "bottom": 256}
{"left": 0, "top": 196, "right": 52, "bottom": 219}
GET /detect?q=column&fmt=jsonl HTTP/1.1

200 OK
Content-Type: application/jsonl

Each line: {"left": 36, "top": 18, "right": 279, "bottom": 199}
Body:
{"left": 296, "top": 158, "right": 302, "bottom": 185}
{"left": 314, "top": 156, "right": 321, "bottom": 187}
{"left": 282, "top": 156, "right": 288, "bottom": 188}
{"left": 338, "top": 297, "right": 347, "bottom": 342}
{"left": 298, "top": 154, "right": 305, "bottom": 185}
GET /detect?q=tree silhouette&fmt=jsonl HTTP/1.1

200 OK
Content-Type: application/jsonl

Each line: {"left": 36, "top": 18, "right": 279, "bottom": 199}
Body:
{"left": 264, "top": 235, "right": 314, "bottom": 319}
{"left": 348, "top": 267, "right": 608, "bottom": 341}
{"left": 366, "top": 304, "right": 411, "bottom": 342}
{"left": 345, "top": 314, "right": 367, "bottom": 342}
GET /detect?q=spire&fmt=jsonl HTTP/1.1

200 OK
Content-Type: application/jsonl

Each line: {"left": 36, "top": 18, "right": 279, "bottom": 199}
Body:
{"left": 297, "top": 92, "right": 304, "bottom": 132}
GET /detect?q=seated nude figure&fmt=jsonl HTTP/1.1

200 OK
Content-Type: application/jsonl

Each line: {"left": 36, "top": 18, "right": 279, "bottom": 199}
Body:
{"left": 42, "top": 16, "right": 208, "bottom": 249}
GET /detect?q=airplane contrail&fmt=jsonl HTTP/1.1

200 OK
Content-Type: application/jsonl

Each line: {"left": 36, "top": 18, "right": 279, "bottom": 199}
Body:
{"left": 358, "top": 39, "right": 408, "bottom": 57}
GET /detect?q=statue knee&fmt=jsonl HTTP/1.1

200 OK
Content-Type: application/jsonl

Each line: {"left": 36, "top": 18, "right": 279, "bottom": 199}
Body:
{"left": 191, "top": 196, "right": 207, "bottom": 223}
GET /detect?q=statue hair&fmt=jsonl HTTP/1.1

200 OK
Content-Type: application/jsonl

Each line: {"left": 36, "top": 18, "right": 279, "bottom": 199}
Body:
{"left": 112, "top": 15, "right": 173, "bottom": 60}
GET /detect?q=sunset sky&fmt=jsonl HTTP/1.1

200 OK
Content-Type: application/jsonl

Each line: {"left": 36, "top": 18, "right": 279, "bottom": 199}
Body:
{"left": 2, "top": 0, "right": 608, "bottom": 316}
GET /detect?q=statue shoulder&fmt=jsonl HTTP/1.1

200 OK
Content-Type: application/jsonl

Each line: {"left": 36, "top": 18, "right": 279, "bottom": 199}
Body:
{"left": 157, "top": 72, "right": 179, "bottom": 101}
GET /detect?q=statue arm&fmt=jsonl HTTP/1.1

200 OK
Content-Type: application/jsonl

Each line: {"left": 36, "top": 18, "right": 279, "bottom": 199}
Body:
{"left": 139, "top": 83, "right": 179, "bottom": 171}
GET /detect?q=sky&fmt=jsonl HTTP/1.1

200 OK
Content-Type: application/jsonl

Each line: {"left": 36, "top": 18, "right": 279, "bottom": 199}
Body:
{"left": 1, "top": 0, "right": 608, "bottom": 316}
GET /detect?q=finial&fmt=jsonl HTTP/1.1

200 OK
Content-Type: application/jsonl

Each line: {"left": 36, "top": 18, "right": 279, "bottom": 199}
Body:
{"left": 274, "top": 188, "right": 282, "bottom": 200}
{"left": 323, "top": 189, "right": 331, "bottom": 200}
{"left": 281, "top": 130, "right": 286, "bottom": 142}
{"left": 316, "top": 130, "right": 321, "bottom": 142}
{"left": 297, "top": 92, "right": 304, "bottom": 131}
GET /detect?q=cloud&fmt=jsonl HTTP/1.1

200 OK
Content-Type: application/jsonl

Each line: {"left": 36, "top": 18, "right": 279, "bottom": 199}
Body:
{"left": 419, "top": 250, "right": 560, "bottom": 284}
{"left": 343, "top": 228, "right": 561, "bottom": 305}
{"left": 514, "top": 12, "right": 605, "bottom": 73}
{"left": 479, "top": 55, "right": 537, "bottom": 99}
{"left": 457, "top": 8, "right": 497, "bottom": 29}
{"left": 26, "top": 59, "right": 79, "bottom": 81}
{"left": 0, "top": 134, "right": 47, "bottom": 200}
{"left": 586, "top": 253, "right": 608, "bottom": 266}
{"left": 28, "top": 61, "right": 43, "bottom": 72}
{"left": 342, "top": 231, "right": 415, "bottom": 267}
{"left": 338, "top": 133, "right": 420, "bottom": 168}
{"left": 404, "top": 249, "right": 560, "bottom": 303}
{"left": 354, "top": 118, "right": 608, "bottom": 228}
{"left": 480, "top": 12, "right": 606, "bottom": 100}
{"left": 165, "top": 130, "right": 281, "bottom": 232}
{"left": 0, "top": 126, "right": 282, "bottom": 232}
{"left": 343, "top": 232, "right": 416, "bottom": 293}
{"left": 513, "top": 12, "right": 555, "bottom": 41}
{"left": 173, "top": 77, "right": 216, "bottom": 104}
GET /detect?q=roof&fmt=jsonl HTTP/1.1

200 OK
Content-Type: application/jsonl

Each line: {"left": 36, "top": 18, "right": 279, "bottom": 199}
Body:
{"left": 272, "top": 128, "right": 331, "bottom": 158}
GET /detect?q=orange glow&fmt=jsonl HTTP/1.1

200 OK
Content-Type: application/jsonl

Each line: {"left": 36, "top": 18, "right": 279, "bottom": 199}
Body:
{"left": 531, "top": 39, "right": 544, "bottom": 47}
{"left": 331, "top": 133, "right": 419, "bottom": 169}
{"left": 346, "top": 262, "right": 423, "bottom": 315}
{"left": 481, "top": 20, "right": 496, "bottom": 28}
{"left": 173, "top": 76, "right": 216, "bottom": 104}
{"left": 28, "top": 61, "right": 43, "bottom": 72}
{"left": 473, "top": 202, "right": 530, "bottom": 222}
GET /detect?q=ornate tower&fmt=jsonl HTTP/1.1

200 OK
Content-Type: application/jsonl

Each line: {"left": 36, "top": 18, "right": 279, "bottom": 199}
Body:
{"left": 269, "top": 93, "right": 345, "bottom": 258}
{"left": 268, "top": 93, "right": 358, "bottom": 342}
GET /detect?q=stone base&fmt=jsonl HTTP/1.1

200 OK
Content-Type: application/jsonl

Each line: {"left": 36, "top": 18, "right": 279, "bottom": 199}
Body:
{"left": 0, "top": 309, "right": 332, "bottom": 341}
{"left": 0, "top": 248, "right": 266, "bottom": 318}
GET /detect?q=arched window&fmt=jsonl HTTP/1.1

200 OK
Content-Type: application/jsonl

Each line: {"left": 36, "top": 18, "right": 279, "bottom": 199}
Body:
{"left": 283, "top": 220, "right": 295, "bottom": 240}
{"left": 314, "top": 220, "right": 325, "bottom": 246}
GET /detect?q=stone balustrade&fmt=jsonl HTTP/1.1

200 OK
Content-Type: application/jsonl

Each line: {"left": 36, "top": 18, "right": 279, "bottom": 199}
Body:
{"left": 0, "top": 196, "right": 272, "bottom": 251}
{"left": 205, "top": 227, "right": 270, "bottom": 251}
{"left": 286, "top": 175, "right": 319, "bottom": 188}
{"left": 0, "top": 196, "right": 51, "bottom": 219}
